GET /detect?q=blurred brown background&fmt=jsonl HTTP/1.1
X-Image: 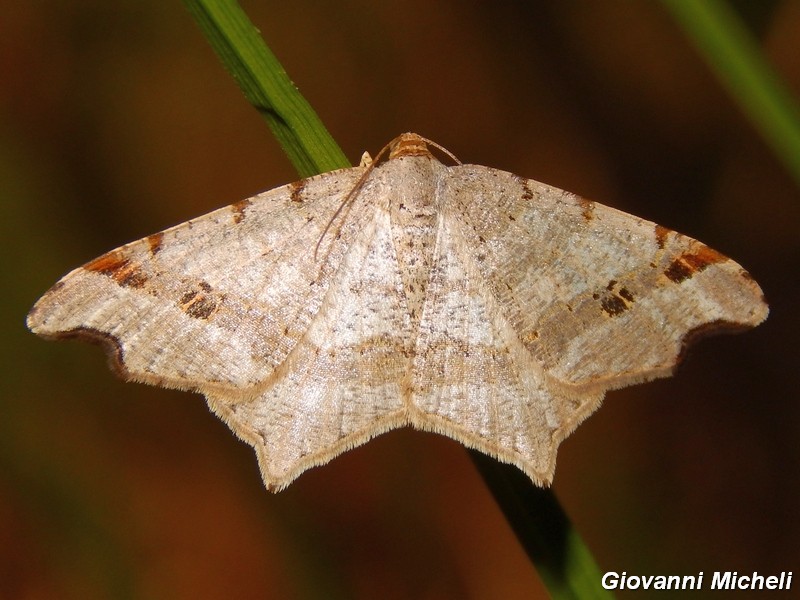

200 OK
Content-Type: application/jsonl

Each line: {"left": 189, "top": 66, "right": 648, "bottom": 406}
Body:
{"left": 2, "top": 1, "right": 798, "bottom": 598}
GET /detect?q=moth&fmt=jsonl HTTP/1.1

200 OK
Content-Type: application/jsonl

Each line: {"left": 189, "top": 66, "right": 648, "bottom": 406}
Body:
{"left": 28, "top": 133, "right": 768, "bottom": 491}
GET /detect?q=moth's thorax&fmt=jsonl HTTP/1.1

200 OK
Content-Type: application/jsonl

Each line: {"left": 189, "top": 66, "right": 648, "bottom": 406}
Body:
{"left": 378, "top": 153, "right": 443, "bottom": 325}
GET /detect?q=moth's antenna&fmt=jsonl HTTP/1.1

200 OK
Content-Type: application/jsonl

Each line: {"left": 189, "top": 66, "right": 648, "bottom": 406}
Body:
{"left": 415, "top": 135, "right": 461, "bottom": 165}
{"left": 313, "top": 139, "right": 395, "bottom": 261}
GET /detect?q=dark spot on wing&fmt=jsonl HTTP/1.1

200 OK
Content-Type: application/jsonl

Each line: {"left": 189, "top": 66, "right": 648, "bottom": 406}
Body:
{"left": 184, "top": 296, "right": 217, "bottom": 320}
{"left": 618, "top": 287, "right": 635, "bottom": 302}
{"left": 147, "top": 232, "right": 164, "bottom": 255}
{"left": 655, "top": 224, "right": 670, "bottom": 249}
{"left": 118, "top": 269, "right": 148, "bottom": 289}
{"left": 85, "top": 250, "right": 128, "bottom": 275}
{"left": 179, "top": 290, "right": 198, "bottom": 305}
{"left": 578, "top": 197, "right": 595, "bottom": 221}
{"left": 519, "top": 179, "right": 534, "bottom": 201}
{"left": 289, "top": 180, "right": 305, "bottom": 203}
{"left": 664, "top": 246, "right": 727, "bottom": 283}
{"left": 85, "top": 250, "right": 148, "bottom": 288}
{"left": 601, "top": 295, "right": 628, "bottom": 316}
{"left": 178, "top": 280, "right": 220, "bottom": 319}
{"left": 232, "top": 198, "right": 252, "bottom": 224}
{"left": 597, "top": 280, "right": 635, "bottom": 316}
{"left": 664, "top": 260, "right": 693, "bottom": 283}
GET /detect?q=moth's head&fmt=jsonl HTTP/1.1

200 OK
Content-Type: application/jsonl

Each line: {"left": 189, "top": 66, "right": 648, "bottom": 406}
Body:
{"left": 386, "top": 133, "right": 461, "bottom": 165}
{"left": 388, "top": 132, "right": 432, "bottom": 160}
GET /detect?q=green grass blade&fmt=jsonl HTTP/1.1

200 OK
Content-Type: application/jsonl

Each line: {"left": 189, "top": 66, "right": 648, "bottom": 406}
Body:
{"left": 183, "top": 1, "right": 611, "bottom": 597}
{"left": 661, "top": 0, "right": 800, "bottom": 189}
{"left": 182, "top": 0, "right": 350, "bottom": 176}
{"left": 471, "top": 452, "right": 614, "bottom": 599}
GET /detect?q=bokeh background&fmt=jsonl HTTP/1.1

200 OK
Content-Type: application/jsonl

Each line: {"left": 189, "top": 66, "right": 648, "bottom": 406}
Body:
{"left": 2, "top": 1, "right": 798, "bottom": 598}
